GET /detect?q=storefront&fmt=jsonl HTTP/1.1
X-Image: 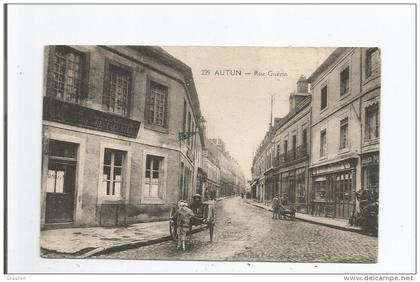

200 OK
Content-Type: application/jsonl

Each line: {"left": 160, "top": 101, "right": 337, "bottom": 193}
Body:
{"left": 278, "top": 167, "right": 308, "bottom": 213}
{"left": 310, "top": 159, "right": 357, "bottom": 219}
{"left": 264, "top": 170, "right": 276, "bottom": 203}
{"left": 250, "top": 179, "right": 258, "bottom": 200}
{"left": 361, "top": 152, "right": 379, "bottom": 193}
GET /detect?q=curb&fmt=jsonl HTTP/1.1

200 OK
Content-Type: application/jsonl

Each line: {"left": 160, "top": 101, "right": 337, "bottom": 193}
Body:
{"left": 76, "top": 197, "right": 229, "bottom": 258}
{"left": 245, "top": 201, "right": 369, "bottom": 235}
{"left": 78, "top": 225, "right": 208, "bottom": 258}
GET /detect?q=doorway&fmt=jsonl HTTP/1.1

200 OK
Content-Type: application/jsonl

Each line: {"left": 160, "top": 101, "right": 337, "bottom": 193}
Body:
{"left": 45, "top": 140, "right": 78, "bottom": 224}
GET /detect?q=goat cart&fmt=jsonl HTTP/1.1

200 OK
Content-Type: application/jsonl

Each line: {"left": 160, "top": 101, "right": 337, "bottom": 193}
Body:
{"left": 169, "top": 201, "right": 215, "bottom": 242}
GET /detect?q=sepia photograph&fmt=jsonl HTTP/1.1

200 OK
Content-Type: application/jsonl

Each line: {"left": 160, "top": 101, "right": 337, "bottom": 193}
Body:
{"left": 39, "top": 46, "right": 380, "bottom": 263}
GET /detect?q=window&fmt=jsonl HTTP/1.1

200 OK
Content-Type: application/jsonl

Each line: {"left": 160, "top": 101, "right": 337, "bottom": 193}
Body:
{"left": 283, "top": 140, "right": 288, "bottom": 162}
{"left": 295, "top": 169, "right": 306, "bottom": 204}
{"left": 314, "top": 178, "right": 326, "bottom": 200}
{"left": 335, "top": 173, "right": 352, "bottom": 206}
{"left": 192, "top": 120, "right": 196, "bottom": 151}
{"left": 366, "top": 105, "right": 379, "bottom": 140}
{"left": 320, "top": 129, "right": 327, "bottom": 157}
{"left": 187, "top": 112, "right": 192, "bottom": 146}
{"left": 340, "top": 66, "right": 350, "bottom": 95}
{"left": 292, "top": 135, "right": 297, "bottom": 160}
{"left": 51, "top": 47, "right": 84, "bottom": 103}
{"left": 281, "top": 172, "right": 289, "bottom": 199}
{"left": 339, "top": 118, "right": 349, "bottom": 149}
{"left": 302, "top": 128, "right": 308, "bottom": 152}
{"left": 182, "top": 166, "right": 191, "bottom": 200}
{"left": 288, "top": 172, "right": 296, "bottom": 203}
{"left": 366, "top": 48, "right": 380, "bottom": 78}
{"left": 104, "top": 64, "right": 131, "bottom": 115}
{"left": 363, "top": 165, "right": 379, "bottom": 192}
{"left": 47, "top": 140, "right": 78, "bottom": 194}
{"left": 320, "top": 85, "right": 328, "bottom": 110}
{"left": 147, "top": 81, "right": 168, "bottom": 127}
{"left": 144, "top": 155, "right": 163, "bottom": 198}
{"left": 103, "top": 149, "right": 125, "bottom": 196}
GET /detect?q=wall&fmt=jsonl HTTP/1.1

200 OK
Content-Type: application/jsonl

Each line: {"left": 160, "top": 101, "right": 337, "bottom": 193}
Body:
{"left": 310, "top": 48, "right": 363, "bottom": 167}
{"left": 41, "top": 46, "right": 203, "bottom": 228}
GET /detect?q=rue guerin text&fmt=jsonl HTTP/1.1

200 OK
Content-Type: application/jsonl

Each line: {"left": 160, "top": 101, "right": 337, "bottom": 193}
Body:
{"left": 201, "top": 69, "right": 288, "bottom": 77}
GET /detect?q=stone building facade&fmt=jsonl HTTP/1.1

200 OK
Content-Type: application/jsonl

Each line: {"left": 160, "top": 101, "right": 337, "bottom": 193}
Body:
{"left": 41, "top": 46, "right": 205, "bottom": 229}
{"left": 251, "top": 76, "right": 311, "bottom": 212}
{"left": 360, "top": 48, "right": 380, "bottom": 195}
{"left": 251, "top": 47, "right": 380, "bottom": 221}
{"left": 209, "top": 138, "right": 246, "bottom": 197}
{"left": 203, "top": 138, "right": 221, "bottom": 200}
{"left": 307, "top": 47, "right": 380, "bottom": 219}
{"left": 271, "top": 77, "right": 311, "bottom": 213}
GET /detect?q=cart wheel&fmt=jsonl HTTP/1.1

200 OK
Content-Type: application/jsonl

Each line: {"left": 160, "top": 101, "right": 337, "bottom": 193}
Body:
{"left": 169, "top": 208, "right": 177, "bottom": 240}
{"left": 189, "top": 223, "right": 193, "bottom": 240}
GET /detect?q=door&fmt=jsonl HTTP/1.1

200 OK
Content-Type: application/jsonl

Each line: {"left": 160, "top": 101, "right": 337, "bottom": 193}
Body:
{"left": 288, "top": 172, "right": 296, "bottom": 203}
{"left": 335, "top": 172, "right": 353, "bottom": 219}
{"left": 45, "top": 140, "right": 78, "bottom": 224}
{"left": 145, "top": 155, "right": 161, "bottom": 198}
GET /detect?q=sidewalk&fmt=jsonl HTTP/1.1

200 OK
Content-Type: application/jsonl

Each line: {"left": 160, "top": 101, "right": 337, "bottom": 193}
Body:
{"left": 245, "top": 200, "right": 363, "bottom": 233}
{"left": 41, "top": 197, "right": 230, "bottom": 258}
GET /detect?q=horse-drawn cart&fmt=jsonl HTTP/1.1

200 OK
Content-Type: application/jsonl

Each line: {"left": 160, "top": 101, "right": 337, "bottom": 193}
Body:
{"left": 169, "top": 200, "right": 215, "bottom": 243}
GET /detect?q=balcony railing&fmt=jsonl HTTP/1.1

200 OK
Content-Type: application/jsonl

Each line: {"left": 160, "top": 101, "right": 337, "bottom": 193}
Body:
{"left": 273, "top": 155, "right": 280, "bottom": 167}
{"left": 277, "top": 144, "right": 308, "bottom": 167}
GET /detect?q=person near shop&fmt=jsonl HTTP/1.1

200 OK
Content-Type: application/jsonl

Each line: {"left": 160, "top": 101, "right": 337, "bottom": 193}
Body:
{"left": 272, "top": 194, "right": 280, "bottom": 219}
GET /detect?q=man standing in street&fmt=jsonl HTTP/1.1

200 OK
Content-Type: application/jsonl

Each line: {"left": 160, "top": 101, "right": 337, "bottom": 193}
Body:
{"left": 272, "top": 194, "right": 280, "bottom": 219}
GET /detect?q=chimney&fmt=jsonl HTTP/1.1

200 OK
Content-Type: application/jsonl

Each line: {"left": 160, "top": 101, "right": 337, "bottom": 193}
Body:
{"left": 296, "top": 75, "right": 309, "bottom": 94}
{"left": 289, "top": 75, "right": 309, "bottom": 111}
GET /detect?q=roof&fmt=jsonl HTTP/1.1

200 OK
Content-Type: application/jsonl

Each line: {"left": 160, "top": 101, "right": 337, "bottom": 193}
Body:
{"left": 306, "top": 48, "right": 351, "bottom": 84}
{"left": 131, "top": 46, "right": 205, "bottom": 147}
{"left": 131, "top": 46, "right": 191, "bottom": 73}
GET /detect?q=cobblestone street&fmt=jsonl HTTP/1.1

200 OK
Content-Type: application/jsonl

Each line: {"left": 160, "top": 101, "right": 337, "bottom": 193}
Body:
{"left": 96, "top": 197, "right": 377, "bottom": 262}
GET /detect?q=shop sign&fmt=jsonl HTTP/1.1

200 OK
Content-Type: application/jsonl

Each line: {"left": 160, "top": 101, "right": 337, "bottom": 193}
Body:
{"left": 43, "top": 97, "right": 141, "bottom": 138}
{"left": 311, "top": 161, "right": 354, "bottom": 176}
{"left": 361, "top": 153, "right": 379, "bottom": 167}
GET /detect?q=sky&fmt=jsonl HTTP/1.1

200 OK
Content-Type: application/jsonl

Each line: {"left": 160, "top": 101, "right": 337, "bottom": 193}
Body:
{"left": 163, "top": 47, "right": 335, "bottom": 181}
